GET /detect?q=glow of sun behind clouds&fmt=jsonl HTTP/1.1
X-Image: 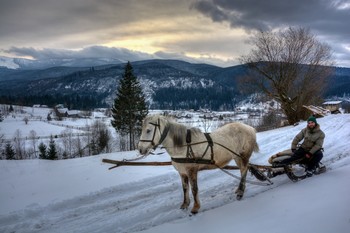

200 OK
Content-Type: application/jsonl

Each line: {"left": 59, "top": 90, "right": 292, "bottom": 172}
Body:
{"left": 102, "top": 18, "right": 188, "bottom": 54}
{"left": 101, "top": 15, "right": 249, "bottom": 63}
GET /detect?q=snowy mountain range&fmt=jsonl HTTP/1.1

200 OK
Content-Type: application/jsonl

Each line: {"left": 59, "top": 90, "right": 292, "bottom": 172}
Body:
{"left": 0, "top": 56, "right": 350, "bottom": 110}
{"left": 0, "top": 56, "right": 123, "bottom": 69}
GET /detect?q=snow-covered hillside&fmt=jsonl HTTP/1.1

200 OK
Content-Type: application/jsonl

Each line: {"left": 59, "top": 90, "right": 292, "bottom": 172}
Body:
{"left": 0, "top": 56, "right": 20, "bottom": 69}
{"left": 0, "top": 56, "right": 123, "bottom": 69}
{"left": 0, "top": 114, "right": 349, "bottom": 233}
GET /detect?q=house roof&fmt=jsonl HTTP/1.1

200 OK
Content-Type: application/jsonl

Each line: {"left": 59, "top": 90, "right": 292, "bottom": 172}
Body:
{"left": 323, "top": 101, "right": 342, "bottom": 105}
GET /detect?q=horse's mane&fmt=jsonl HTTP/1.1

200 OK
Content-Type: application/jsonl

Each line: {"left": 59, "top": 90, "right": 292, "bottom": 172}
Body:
{"left": 146, "top": 114, "right": 203, "bottom": 147}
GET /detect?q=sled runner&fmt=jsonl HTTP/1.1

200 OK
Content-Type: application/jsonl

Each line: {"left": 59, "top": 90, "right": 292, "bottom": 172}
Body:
{"left": 268, "top": 149, "right": 327, "bottom": 182}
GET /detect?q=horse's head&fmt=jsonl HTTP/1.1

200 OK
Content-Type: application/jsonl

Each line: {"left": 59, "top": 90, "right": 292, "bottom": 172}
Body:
{"left": 138, "top": 115, "right": 169, "bottom": 155}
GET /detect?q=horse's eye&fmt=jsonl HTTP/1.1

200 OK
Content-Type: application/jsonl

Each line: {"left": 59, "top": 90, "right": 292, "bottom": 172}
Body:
{"left": 146, "top": 129, "right": 151, "bottom": 134}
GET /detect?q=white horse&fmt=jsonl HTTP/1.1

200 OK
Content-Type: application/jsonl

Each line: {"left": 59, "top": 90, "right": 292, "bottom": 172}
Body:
{"left": 138, "top": 115, "right": 259, "bottom": 214}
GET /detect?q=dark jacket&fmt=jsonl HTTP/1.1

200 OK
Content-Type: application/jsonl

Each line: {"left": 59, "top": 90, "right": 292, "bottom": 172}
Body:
{"left": 291, "top": 124, "right": 325, "bottom": 155}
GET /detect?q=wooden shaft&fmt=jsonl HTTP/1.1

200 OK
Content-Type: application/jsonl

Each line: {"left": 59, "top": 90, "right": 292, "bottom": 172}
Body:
{"left": 102, "top": 158, "right": 241, "bottom": 170}
{"left": 102, "top": 159, "right": 172, "bottom": 166}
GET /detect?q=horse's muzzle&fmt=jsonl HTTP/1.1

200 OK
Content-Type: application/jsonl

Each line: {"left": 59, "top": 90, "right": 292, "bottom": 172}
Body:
{"left": 138, "top": 148, "right": 147, "bottom": 155}
{"left": 137, "top": 144, "right": 150, "bottom": 155}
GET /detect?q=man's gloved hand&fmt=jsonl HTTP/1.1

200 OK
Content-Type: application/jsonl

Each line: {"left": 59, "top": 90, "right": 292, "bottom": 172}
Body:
{"left": 305, "top": 153, "right": 312, "bottom": 159}
{"left": 291, "top": 149, "right": 296, "bottom": 153}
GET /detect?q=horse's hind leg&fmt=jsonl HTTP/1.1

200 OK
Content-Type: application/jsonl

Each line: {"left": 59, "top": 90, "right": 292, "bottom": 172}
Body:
{"left": 187, "top": 167, "right": 200, "bottom": 214}
{"left": 235, "top": 158, "right": 249, "bottom": 200}
{"left": 179, "top": 173, "right": 190, "bottom": 209}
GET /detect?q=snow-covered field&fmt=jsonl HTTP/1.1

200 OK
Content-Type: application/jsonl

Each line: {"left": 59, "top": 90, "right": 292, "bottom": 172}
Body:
{"left": 0, "top": 113, "right": 350, "bottom": 233}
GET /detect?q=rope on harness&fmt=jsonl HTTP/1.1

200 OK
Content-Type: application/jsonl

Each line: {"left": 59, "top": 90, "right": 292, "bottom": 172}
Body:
{"left": 215, "top": 164, "right": 273, "bottom": 186}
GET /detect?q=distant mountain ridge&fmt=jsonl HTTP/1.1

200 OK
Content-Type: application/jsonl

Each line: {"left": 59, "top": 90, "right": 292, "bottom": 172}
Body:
{"left": 0, "top": 56, "right": 124, "bottom": 70}
{"left": 0, "top": 58, "right": 349, "bottom": 110}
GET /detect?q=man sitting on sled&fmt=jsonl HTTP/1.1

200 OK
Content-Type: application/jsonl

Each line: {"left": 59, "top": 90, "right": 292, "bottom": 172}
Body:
{"left": 275, "top": 116, "right": 325, "bottom": 177}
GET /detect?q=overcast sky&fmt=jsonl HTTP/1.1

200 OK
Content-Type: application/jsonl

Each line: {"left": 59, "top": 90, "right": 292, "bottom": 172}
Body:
{"left": 0, "top": 0, "right": 349, "bottom": 67}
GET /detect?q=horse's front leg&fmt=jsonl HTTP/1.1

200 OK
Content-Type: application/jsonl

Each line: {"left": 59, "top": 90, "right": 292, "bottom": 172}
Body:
{"left": 188, "top": 168, "right": 200, "bottom": 214}
{"left": 179, "top": 173, "right": 190, "bottom": 210}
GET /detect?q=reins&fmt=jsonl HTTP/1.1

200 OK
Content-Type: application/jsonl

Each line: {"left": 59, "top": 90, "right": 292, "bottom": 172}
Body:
{"left": 215, "top": 164, "right": 273, "bottom": 186}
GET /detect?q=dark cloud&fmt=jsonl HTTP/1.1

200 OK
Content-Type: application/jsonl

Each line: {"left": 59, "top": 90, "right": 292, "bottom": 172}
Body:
{"left": 0, "top": 0, "right": 349, "bottom": 67}
{"left": 191, "top": 0, "right": 350, "bottom": 66}
{"left": 192, "top": 0, "right": 350, "bottom": 34}
{"left": 0, "top": 0, "right": 190, "bottom": 43}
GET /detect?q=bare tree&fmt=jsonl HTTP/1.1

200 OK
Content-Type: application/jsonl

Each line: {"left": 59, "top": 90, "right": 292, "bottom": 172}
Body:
{"left": 61, "top": 128, "right": 74, "bottom": 158}
{"left": 90, "top": 120, "right": 112, "bottom": 155}
{"left": 13, "top": 129, "right": 25, "bottom": 159}
{"left": 0, "top": 127, "right": 5, "bottom": 159}
{"left": 85, "top": 124, "right": 92, "bottom": 156}
{"left": 23, "top": 116, "right": 29, "bottom": 125}
{"left": 118, "top": 134, "right": 128, "bottom": 152}
{"left": 28, "top": 130, "right": 38, "bottom": 158}
{"left": 74, "top": 134, "right": 84, "bottom": 157}
{"left": 201, "top": 115, "right": 213, "bottom": 133}
{"left": 240, "top": 27, "right": 334, "bottom": 124}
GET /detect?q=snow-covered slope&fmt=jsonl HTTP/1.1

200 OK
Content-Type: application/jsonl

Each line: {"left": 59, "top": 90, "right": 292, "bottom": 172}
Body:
{"left": 0, "top": 56, "right": 20, "bottom": 69}
{"left": 0, "top": 56, "right": 123, "bottom": 69}
{"left": 0, "top": 114, "right": 349, "bottom": 233}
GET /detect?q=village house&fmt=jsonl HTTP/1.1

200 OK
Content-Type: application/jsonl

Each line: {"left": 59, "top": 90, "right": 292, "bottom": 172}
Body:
{"left": 322, "top": 101, "right": 342, "bottom": 114}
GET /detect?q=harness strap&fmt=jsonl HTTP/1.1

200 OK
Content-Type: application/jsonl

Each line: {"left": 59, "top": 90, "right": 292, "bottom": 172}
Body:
{"left": 204, "top": 133, "right": 214, "bottom": 162}
{"left": 186, "top": 129, "right": 195, "bottom": 159}
{"left": 186, "top": 129, "right": 191, "bottom": 143}
{"left": 204, "top": 133, "right": 213, "bottom": 146}
{"left": 158, "top": 121, "right": 170, "bottom": 147}
{"left": 214, "top": 142, "right": 243, "bottom": 160}
{"left": 171, "top": 157, "right": 215, "bottom": 164}
{"left": 180, "top": 131, "right": 215, "bottom": 164}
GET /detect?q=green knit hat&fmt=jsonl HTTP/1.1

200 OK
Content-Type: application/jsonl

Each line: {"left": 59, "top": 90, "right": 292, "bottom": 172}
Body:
{"left": 307, "top": 116, "right": 317, "bottom": 124}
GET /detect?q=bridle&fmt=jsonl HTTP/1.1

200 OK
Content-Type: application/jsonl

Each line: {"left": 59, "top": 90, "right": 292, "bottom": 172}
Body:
{"left": 139, "top": 118, "right": 170, "bottom": 150}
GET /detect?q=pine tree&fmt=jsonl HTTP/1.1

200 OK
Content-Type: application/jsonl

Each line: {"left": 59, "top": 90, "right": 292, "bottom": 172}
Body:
{"left": 111, "top": 61, "right": 148, "bottom": 151}
{"left": 0, "top": 111, "right": 4, "bottom": 122}
{"left": 4, "top": 143, "right": 15, "bottom": 160}
{"left": 38, "top": 142, "right": 47, "bottom": 159}
{"left": 47, "top": 136, "right": 58, "bottom": 160}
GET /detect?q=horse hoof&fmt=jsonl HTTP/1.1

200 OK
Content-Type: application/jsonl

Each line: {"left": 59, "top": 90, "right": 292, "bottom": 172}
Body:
{"left": 236, "top": 194, "right": 243, "bottom": 200}
{"left": 191, "top": 209, "right": 198, "bottom": 214}
{"left": 180, "top": 203, "right": 189, "bottom": 210}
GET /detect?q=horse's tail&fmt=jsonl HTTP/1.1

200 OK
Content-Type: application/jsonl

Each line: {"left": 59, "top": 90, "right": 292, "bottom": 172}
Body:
{"left": 254, "top": 141, "right": 259, "bottom": 152}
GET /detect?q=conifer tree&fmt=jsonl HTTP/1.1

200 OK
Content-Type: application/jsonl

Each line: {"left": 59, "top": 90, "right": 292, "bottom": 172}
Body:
{"left": 47, "top": 135, "right": 58, "bottom": 160}
{"left": 0, "top": 111, "right": 4, "bottom": 122}
{"left": 4, "top": 143, "right": 15, "bottom": 160}
{"left": 38, "top": 142, "right": 47, "bottom": 159}
{"left": 111, "top": 61, "right": 148, "bottom": 151}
